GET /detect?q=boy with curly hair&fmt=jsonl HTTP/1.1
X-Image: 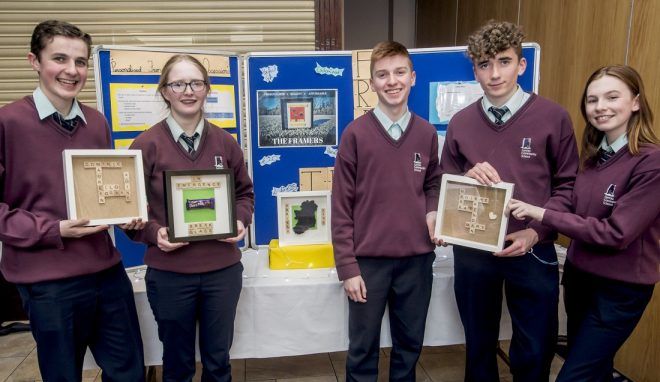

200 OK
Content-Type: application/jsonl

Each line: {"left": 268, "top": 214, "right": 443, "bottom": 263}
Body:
{"left": 439, "top": 21, "right": 579, "bottom": 380}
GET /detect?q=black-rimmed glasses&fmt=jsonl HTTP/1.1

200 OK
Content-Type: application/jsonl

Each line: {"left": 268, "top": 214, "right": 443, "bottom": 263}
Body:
{"left": 167, "top": 80, "right": 208, "bottom": 93}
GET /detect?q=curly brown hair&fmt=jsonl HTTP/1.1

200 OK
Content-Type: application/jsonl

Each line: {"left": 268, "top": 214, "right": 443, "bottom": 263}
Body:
{"left": 466, "top": 20, "right": 524, "bottom": 62}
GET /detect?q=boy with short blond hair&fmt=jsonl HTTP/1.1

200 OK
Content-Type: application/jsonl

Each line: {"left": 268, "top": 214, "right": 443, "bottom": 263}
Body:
{"left": 332, "top": 40, "right": 440, "bottom": 381}
{"left": 439, "top": 20, "right": 579, "bottom": 381}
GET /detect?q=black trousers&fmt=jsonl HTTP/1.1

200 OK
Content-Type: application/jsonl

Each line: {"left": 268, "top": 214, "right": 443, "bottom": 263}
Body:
{"left": 346, "top": 252, "right": 435, "bottom": 382}
{"left": 556, "top": 261, "right": 654, "bottom": 382}
{"left": 17, "top": 263, "right": 145, "bottom": 382}
{"left": 146, "top": 262, "right": 243, "bottom": 382}
{"left": 453, "top": 243, "right": 559, "bottom": 382}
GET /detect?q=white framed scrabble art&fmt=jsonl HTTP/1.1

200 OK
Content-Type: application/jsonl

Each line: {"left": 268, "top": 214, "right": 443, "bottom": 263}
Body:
{"left": 276, "top": 190, "right": 331, "bottom": 246}
{"left": 62, "top": 149, "right": 148, "bottom": 226}
{"left": 434, "top": 174, "right": 514, "bottom": 252}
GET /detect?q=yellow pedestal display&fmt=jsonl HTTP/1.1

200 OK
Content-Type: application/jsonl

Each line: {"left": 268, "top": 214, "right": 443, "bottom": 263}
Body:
{"left": 268, "top": 239, "right": 335, "bottom": 269}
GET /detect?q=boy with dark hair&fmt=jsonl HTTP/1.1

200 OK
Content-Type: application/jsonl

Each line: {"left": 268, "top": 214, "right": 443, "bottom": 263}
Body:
{"left": 332, "top": 40, "right": 441, "bottom": 382}
{"left": 0, "top": 20, "right": 145, "bottom": 381}
{"left": 439, "top": 21, "right": 579, "bottom": 381}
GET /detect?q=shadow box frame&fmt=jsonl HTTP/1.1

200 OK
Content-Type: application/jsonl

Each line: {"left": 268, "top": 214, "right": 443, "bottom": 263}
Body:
{"left": 434, "top": 174, "right": 514, "bottom": 252}
{"left": 281, "top": 97, "right": 314, "bottom": 130}
{"left": 62, "top": 149, "right": 148, "bottom": 226}
{"left": 164, "top": 169, "right": 237, "bottom": 243}
{"left": 276, "top": 190, "right": 331, "bottom": 246}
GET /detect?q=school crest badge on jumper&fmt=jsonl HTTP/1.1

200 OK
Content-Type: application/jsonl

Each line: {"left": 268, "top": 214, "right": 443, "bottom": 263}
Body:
{"left": 413, "top": 152, "right": 424, "bottom": 173}
{"left": 520, "top": 137, "right": 537, "bottom": 159}
{"left": 214, "top": 156, "right": 224, "bottom": 169}
{"left": 603, "top": 183, "right": 616, "bottom": 206}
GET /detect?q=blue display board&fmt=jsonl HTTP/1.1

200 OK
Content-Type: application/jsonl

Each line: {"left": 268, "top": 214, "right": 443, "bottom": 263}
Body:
{"left": 93, "top": 46, "right": 243, "bottom": 266}
{"left": 410, "top": 45, "right": 538, "bottom": 127}
{"left": 246, "top": 44, "right": 540, "bottom": 246}
{"left": 245, "top": 52, "right": 353, "bottom": 246}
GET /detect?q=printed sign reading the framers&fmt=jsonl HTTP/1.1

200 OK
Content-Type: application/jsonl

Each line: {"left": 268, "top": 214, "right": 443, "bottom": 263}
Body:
{"left": 257, "top": 89, "right": 337, "bottom": 147}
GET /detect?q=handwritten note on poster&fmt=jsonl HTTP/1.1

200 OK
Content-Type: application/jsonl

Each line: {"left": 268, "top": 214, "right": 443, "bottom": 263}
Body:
{"left": 110, "top": 50, "right": 230, "bottom": 77}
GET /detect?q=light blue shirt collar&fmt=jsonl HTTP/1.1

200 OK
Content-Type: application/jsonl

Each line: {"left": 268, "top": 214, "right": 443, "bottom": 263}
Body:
{"left": 599, "top": 133, "right": 628, "bottom": 154}
{"left": 167, "top": 114, "right": 205, "bottom": 151}
{"left": 481, "top": 86, "right": 530, "bottom": 124}
{"left": 33, "top": 87, "right": 87, "bottom": 124}
{"left": 373, "top": 105, "right": 411, "bottom": 138}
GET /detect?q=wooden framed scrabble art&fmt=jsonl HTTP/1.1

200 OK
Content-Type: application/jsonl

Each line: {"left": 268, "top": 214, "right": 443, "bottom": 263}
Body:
{"left": 276, "top": 191, "right": 331, "bottom": 246}
{"left": 164, "top": 169, "right": 237, "bottom": 242}
{"left": 434, "top": 174, "right": 514, "bottom": 252}
{"left": 63, "top": 149, "right": 148, "bottom": 226}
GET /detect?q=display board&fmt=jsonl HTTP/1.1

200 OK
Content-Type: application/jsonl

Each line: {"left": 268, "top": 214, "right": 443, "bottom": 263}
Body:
{"left": 93, "top": 45, "right": 243, "bottom": 266}
{"left": 246, "top": 44, "right": 540, "bottom": 246}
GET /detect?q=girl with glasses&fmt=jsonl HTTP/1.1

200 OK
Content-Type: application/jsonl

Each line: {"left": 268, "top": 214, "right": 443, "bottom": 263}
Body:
{"left": 129, "top": 54, "right": 255, "bottom": 381}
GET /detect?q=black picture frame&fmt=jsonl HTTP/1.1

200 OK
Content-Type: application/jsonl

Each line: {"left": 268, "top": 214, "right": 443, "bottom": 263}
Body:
{"left": 164, "top": 169, "right": 237, "bottom": 242}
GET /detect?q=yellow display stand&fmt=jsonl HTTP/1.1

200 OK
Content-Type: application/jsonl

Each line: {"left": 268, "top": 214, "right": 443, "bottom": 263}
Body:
{"left": 268, "top": 239, "right": 335, "bottom": 269}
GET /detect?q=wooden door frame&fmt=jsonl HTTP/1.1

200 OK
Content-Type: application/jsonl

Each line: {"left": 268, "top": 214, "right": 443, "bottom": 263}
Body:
{"left": 315, "top": 0, "right": 343, "bottom": 50}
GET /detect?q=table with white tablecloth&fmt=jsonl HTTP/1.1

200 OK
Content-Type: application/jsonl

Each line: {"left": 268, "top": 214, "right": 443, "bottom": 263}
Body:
{"left": 85, "top": 245, "right": 567, "bottom": 367}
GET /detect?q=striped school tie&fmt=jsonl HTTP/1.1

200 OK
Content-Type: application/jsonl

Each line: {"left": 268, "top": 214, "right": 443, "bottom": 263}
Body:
{"left": 598, "top": 148, "right": 614, "bottom": 165}
{"left": 488, "top": 106, "right": 509, "bottom": 126}
{"left": 52, "top": 113, "right": 78, "bottom": 131}
{"left": 180, "top": 132, "right": 200, "bottom": 153}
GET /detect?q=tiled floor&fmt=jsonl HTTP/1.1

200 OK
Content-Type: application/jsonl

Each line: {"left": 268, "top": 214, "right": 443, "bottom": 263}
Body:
{"left": 0, "top": 324, "right": 563, "bottom": 382}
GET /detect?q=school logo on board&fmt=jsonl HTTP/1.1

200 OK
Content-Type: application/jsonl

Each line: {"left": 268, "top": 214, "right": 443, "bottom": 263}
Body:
{"left": 603, "top": 183, "right": 616, "bottom": 206}
{"left": 520, "top": 137, "right": 537, "bottom": 159}
{"left": 413, "top": 152, "right": 424, "bottom": 172}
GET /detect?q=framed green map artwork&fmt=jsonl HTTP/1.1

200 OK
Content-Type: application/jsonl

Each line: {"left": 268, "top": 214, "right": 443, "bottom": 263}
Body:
{"left": 276, "top": 191, "right": 331, "bottom": 246}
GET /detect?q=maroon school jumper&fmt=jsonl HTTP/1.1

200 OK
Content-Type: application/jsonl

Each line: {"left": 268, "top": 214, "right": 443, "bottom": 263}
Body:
{"left": 440, "top": 94, "right": 579, "bottom": 242}
{"left": 331, "top": 111, "right": 441, "bottom": 281}
{"left": 129, "top": 119, "right": 254, "bottom": 273}
{"left": 543, "top": 145, "right": 660, "bottom": 284}
{"left": 0, "top": 96, "right": 120, "bottom": 283}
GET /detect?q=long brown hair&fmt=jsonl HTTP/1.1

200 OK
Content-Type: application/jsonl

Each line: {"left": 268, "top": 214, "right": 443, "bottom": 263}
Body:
{"left": 579, "top": 65, "right": 657, "bottom": 168}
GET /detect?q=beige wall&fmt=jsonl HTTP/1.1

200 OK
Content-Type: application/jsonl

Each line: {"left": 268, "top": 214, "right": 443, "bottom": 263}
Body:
{"left": 0, "top": 0, "right": 316, "bottom": 107}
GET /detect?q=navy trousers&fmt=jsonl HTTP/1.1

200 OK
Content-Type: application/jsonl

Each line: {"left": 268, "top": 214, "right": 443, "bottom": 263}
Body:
{"left": 346, "top": 252, "right": 435, "bottom": 382}
{"left": 556, "top": 261, "right": 654, "bottom": 382}
{"left": 453, "top": 242, "right": 559, "bottom": 382}
{"left": 17, "top": 263, "right": 145, "bottom": 382}
{"left": 146, "top": 262, "right": 243, "bottom": 382}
